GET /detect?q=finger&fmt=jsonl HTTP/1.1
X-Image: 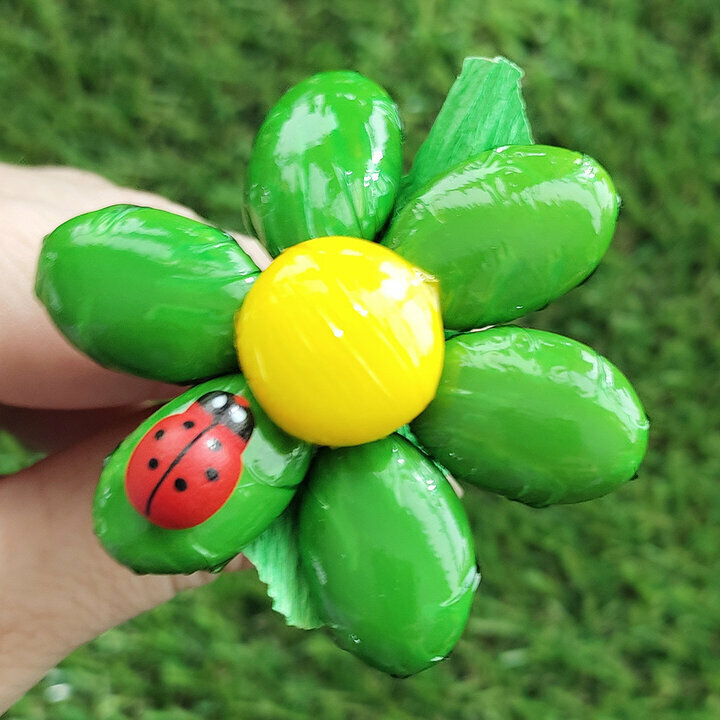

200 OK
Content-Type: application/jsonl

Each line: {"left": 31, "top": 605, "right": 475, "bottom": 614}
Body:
{"left": 0, "top": 403, "right": 156, "bottom": 458}
{"left": 0, "top": 412, "right": 249, "bottom": 710}
{"left": 0, "top": 164, "right": 199, "bottom": 408}
{"left": 228, "top": 230, "right": 272, "bottom": 271}
{"left": 0, "top": 163, "right": 203, "bottom": 220}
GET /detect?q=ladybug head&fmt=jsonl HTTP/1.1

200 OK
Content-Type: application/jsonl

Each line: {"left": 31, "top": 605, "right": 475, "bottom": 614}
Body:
{"left": 198, "top": 391, "right": 254, "bottom": 441}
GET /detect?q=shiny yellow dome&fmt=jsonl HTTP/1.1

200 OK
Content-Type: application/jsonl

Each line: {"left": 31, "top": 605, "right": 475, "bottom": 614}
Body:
{"left": 235, "top": 236, "right": 444, "bottom": 446}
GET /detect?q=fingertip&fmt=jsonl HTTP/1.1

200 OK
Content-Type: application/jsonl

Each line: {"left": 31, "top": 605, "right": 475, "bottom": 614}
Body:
{"left": 0, "top": 165, "right": 206, "bottom": 410}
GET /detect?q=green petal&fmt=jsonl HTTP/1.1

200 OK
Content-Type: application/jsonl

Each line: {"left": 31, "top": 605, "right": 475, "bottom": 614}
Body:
{"left": 384, "top": 145, "right": 619, "bottom": 330}
{"left": 412, "top": 327, "right": 649, "bottom": 507}
{"left": 36, "top": 205, "right": 260, "bottom": 383}
{"left": 94, "top": 375, "right": 313, "bottom": 574}
{"left": 298, "top": 435, "right": 479, "bottom": 677}
{"left": 246, "top": 71, "right": 402, "bottom": 256}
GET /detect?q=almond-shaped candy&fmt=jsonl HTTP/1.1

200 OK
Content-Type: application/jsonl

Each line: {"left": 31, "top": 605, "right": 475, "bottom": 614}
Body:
{"left": 412, "top": 327, "right": 649, "bottom": 507}
{"left": 36, "top": 205, "right": 260, "bottom": 383}
{"left": 94, "top": 375, "right": 313, "bottom": 574}
{"left": 246, "top": 71, "right": 402, "bottom": 256}
{"left": 298, "top": 435, "right": 479, "bottom": 676}
{"left": 384, "top": 145, "right": 619, "bottom": 330}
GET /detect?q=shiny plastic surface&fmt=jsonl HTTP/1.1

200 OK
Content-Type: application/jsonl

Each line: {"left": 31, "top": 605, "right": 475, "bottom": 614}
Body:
{"left": 124, "top": 392, "right": 253, "bottom": 529}
{"left": 298, "top": 435, "right": 479, "bottom": 676}
{"left": 235, "top": 236, "right": 444, "bottom": 447}
{"left": 246, "top": 71, "right": 402, "bottom": 256}
{"left": 412, "top": 327, "right": 649, "bottom": 507}
{"left": 36, "top": 205, "right": 259, "bottom": 383}
{"left": 94, "top": 375, "right": 313, "bottom": 574}
{"left": 384, "top": 145, "right": 619, "bottom": 330}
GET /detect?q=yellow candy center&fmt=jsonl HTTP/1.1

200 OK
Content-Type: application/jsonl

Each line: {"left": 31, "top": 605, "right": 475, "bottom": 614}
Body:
{"left": 235, "top": 236, "right": 444, "bottom": 446}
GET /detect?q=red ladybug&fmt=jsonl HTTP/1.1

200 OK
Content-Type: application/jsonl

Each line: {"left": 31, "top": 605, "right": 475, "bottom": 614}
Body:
{"left": 125, "top": 391, "right": 254, "bottom": 529}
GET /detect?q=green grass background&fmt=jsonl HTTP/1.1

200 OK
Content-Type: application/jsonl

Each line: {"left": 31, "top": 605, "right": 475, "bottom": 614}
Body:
{"left": 1, "top": 0, "right": 719, "bottom": 717}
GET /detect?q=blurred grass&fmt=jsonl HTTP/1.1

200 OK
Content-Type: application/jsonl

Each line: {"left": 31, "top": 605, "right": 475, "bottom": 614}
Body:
{"left": 1, "top": 0, "right": 719, "bottom": 717}
{"left": 0, "top": 431, "right": 44, "bottom": 475}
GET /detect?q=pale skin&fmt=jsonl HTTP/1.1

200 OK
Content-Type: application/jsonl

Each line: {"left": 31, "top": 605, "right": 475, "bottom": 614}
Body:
{"left": 0, "top": 164, "right": 267, "bottom": 711}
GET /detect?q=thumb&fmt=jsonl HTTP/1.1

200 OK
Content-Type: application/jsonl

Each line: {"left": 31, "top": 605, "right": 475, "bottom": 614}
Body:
{"left": 0, "top": 413, "right": 250, "bottom": 711}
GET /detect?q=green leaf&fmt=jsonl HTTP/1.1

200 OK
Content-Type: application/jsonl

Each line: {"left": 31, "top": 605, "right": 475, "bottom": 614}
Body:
{"left": 397, "top": 56, "right": 533, "bottom": 209}
{"left": 0, "top": 431, "right": 44, "bottom": 475}
{"left": 243, "top": 500, "right": 324, "bottom": 630}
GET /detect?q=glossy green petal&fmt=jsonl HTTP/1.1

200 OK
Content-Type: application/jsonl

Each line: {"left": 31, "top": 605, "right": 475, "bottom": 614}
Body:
{"left": 298, "top": 435, "right": 479, "bottom": 677}
{"left": 412, "top": 327, "right": 649, "bottom": 507}
{"left": 384, "top": 145, "right": 619, "bottom": 330}
{"left": 36, "top": 205, "right": 260, "bottom": 383}
{"left": 94, "top": 375, "right": 313, "bottom": 574}
{"left": 246, "top": 71, "right": 402, "bottom": 256}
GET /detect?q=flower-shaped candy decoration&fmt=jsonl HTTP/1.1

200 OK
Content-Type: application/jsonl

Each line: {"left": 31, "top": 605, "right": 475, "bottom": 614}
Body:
{"left": 35, "top": 57, "right": 649, "bottom": 677}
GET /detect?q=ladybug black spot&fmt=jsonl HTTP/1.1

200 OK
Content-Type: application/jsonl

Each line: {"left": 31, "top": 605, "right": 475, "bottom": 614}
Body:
{"left": 154, "top": 429, "right": 164, "bottom": 440}
{"left": 206, "top": 468, "right": 219, "bottom": 482}
{"left": 174, "top": 477, "right": 188, "bottom": 492}
{"left": 207, "top": 438, "right": 222, "bottom": 451}
{"left": 148, "top": 458, "right": 159, "bottom": 470}
{"left": 183, "top": 420, "right": 195, "bottom": 429}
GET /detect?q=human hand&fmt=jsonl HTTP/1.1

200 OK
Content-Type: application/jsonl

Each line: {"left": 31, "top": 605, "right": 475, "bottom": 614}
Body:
{"left": 0, "top": 164, "right": 257, "bottom": 710}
